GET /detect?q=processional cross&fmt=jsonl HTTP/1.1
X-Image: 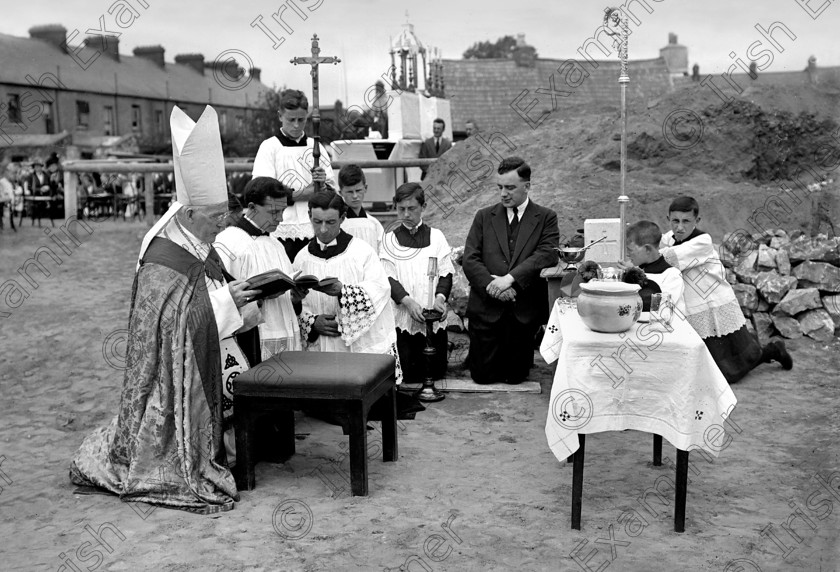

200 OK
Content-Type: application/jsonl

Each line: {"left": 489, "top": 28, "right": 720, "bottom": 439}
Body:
{"left": 291, "top": 34, "right": 341, "bottom": 193}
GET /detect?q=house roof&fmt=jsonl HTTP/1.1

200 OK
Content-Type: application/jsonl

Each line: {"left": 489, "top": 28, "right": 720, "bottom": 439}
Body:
{"left": 0, "top": 31, "right": 269, "bottom": 108}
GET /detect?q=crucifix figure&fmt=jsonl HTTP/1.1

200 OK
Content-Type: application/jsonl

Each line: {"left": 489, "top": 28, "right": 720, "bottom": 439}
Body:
{"left": 291, "top": 34, "right": 341, "bottom": 193}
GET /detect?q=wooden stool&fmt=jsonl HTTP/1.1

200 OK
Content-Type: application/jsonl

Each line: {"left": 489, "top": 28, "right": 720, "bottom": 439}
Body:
{"left": 233, "top": 351, "right": 398, "bottom": 496}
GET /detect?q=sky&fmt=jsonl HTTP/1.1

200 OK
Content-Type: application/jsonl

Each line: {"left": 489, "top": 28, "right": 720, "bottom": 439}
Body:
{"left": 3, "top": 0, "right": 838, "bottom": 107}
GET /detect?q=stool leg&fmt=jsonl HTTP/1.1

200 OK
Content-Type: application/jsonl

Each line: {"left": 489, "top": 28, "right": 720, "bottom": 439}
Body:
{"left": 653, "top": 434, "right": 662, "bottom": 466}
{"left": 674, "top": 449, "right": 689, "bottom": 533}
{"left": 234, "top": 402, "right": 256, "bottom": 491}
{"left": 381, "top": 386, "right": 398, "bottom": 462}
{"left": 278, "top": 410, "right": 296, "bottom": 461}
{"left": 348, "top": 402, "right": 369, "bottom": 496}
{"left": 571, "top": 434, "right": 585, "bottom": 530}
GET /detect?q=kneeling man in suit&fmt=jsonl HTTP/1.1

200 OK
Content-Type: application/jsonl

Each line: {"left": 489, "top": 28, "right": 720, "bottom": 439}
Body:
{"left": 462, "top": 157, "right": 559, "bottom": 384}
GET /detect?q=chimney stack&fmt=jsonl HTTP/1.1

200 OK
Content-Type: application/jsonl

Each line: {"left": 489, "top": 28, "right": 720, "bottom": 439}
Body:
{"left": 249, "top": 67, "right": 262, "bottom": 82}
{"left": 133, "top": 45, "right": 165, "bottom": 68}
{"left": 175, "top": 53, "right": 205, "bottom": 75}
{"left": 28, "top": 24, "right": 68, "bottom": 53}
{"left": 84, "top": 35, "right": 119, "bottom": 61}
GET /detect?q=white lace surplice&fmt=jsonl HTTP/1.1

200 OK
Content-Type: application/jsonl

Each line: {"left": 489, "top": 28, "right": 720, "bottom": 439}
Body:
{"left": 380, "top": 227, "right": 454, "bottom": 336}
{"left": 214, "top": 226, "right": 302, "bottom": 360}
{"left": 252, "top": 137, "right": 336, "bottom": 241}
{"left": 293, "top": 237, "right": 402, "bottom": 383}
{"left": 659, "top": 231, "right": 745, "bottom": 338}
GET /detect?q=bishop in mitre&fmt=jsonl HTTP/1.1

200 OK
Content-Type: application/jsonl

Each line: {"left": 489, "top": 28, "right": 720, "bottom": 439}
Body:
{"left": 70, "top": 106, "right": 261, "bottom": 513}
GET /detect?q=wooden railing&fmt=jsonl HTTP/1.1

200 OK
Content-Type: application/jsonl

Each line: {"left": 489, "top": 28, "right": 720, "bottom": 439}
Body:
{"left": 61, "top": 158, "right": 436, "bottom": 224}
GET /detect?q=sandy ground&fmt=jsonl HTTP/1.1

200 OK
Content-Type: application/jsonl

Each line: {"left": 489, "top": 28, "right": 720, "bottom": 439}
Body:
{"left": 1, "top": 220, "right": 839, "bottom": 572}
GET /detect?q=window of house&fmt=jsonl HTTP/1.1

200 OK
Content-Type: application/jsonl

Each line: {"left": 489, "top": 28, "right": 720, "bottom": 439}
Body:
{"left": 219, "top": 110, "right": 228, "bottom": 134}
{"left": 76, "top": 100, "right": 90, "bottom": 129}
{"left": 131, "top": 105, "right": 142, "bottom": 132}
{"left": 155, "top": 109, "right": 163, "bottom": 133}
{"left": 42, "top": 102, "right": 55, "bottom": 134}
{"left": 236, "top": 115, "right": 244, "bottom": 131}
{"left": 103, "top": 105, "right": 115, "bottom": 136}
{"left": 7, "top": 95, "right": 22, "bottom": 123}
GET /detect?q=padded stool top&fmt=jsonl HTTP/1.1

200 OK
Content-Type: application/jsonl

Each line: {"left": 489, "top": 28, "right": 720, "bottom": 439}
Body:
{"left": 234, "top": 351, "right": 396, "bottom": 399}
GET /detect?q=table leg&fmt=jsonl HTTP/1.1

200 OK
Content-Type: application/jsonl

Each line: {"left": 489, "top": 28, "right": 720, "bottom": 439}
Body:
{"left": 571, "top": 434, "right": 585, "bottom": 530}
{"left": 674, "top": 449, "right": 689, "bottom": 533}
{"left": 653, "top": 434, "right": 662, "bottom": 466}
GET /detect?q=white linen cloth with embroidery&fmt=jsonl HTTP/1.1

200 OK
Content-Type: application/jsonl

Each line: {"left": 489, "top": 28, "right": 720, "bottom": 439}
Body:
{"left": 540, "top": 299, "right": 737, "bottom": 462}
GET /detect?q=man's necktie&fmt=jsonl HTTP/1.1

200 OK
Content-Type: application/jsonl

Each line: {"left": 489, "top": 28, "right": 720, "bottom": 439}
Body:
{"left": 508, "top": 206, "right": 520, "bottom": 257}
{"left": 435, "top": 138, "right": 440, "bottom": 154}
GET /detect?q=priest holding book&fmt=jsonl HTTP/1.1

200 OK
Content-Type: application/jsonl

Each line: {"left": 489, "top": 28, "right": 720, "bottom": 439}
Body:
{"left": 215, "top": 176, "right": 302, "bottom": 360}
{"left": 293, "top": 191, "right": 402, "bottom": 383}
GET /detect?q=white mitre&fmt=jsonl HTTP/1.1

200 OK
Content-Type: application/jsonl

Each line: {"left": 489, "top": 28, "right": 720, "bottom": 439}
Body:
{"left": 137, "top": 105, "right": 228, "bottom": 264}
{"left": 171, "top": 105, "right": 227, "bottom": 206}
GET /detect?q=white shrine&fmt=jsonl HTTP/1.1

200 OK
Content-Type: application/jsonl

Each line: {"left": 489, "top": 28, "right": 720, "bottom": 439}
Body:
{"left": 331, "top": 19, "right": 452, "bottom": 205}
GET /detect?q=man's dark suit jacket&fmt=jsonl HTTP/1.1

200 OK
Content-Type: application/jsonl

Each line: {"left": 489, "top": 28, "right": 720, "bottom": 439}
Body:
{"left": 418, "top": 136, "right": 452, "bottom": 177}
{"left": 463, "top": 200, "right": 559, "bottom": 325}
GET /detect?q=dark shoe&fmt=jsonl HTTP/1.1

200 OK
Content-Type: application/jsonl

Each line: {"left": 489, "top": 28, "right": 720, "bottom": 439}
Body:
{"left": 769, "top": 340, "right": 793, "bottom": 370}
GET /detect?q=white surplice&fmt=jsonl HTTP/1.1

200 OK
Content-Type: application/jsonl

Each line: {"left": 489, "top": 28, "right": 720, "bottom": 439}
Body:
{"left": 293, "top": 234, "right": 402, "bottom": 383}
{"left": 380, "top": 226, "right": 454, "bottom": 336}
{"left": 660, "top": 230, "right": 745, "bottom": 338}
{"left": 214, "top": 224, "right": 302, "bottom": 360}
{"left": 252, "top": 136, "right": 336, "bottom": 241}
{"left": 341, "top": 213, "right": 385, "bottom": 254}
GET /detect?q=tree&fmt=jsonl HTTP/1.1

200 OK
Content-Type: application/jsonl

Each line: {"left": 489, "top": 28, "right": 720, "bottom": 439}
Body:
{"left": 463, "top": 35, "right": 536, "bottom": 59}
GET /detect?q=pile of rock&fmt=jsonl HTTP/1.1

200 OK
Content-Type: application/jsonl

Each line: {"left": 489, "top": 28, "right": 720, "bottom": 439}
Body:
{"left": 720, "top": 231, "right": 840, "bottom": 343}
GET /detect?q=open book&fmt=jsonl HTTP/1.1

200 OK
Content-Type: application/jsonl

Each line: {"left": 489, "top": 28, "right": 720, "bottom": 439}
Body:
{"left": 245, "top": 269, "right": 340, "bottom": 301}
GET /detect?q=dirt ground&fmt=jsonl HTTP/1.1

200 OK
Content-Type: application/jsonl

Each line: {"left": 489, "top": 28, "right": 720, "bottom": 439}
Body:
{"left": 0, "top": 219, "right": 838, "bottom": 572}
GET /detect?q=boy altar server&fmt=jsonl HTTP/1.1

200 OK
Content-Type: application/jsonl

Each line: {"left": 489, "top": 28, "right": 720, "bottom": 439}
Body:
{"left": 294, "top": 191, "right": 402, "bottom": 383}
{"left": 380, "top": 183, "right": 454, "bottom": 384}
{"left": 660, "top": 196, "right": 792, "bottom": 383}
{"left": 252, "top": 89, "right": 336, "bottom": 261}
{"left": 621, "top": 220, "right": 687, "bottom": 315}
{"left": 338, "top": 164, "right": 384, "bottom": 253}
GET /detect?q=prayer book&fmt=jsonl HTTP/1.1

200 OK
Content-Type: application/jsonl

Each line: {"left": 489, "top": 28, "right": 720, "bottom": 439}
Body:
{"left": 246, "top": 269, "right": 339, "bottom": 300}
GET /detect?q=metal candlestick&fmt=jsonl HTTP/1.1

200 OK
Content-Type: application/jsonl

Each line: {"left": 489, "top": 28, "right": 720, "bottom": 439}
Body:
{"left": 416, "top": 257, "right": 444, "bottom": 402}
{"left": 604, "top": 8, "right": 630, "bottom": 261}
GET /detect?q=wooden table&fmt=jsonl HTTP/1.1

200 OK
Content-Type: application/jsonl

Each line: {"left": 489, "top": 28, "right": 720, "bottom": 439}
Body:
{"left": 540, "top": 298, "right": 737, "bottom": 533}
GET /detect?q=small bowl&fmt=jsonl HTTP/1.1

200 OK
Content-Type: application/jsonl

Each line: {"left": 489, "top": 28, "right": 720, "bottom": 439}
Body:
{"left": 558, "top": 247, "right": 586, "bottom": 264}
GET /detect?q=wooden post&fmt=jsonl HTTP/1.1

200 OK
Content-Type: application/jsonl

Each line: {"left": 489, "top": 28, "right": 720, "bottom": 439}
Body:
{"left": 63, "top": 170, "right": 77, "bottom": 221}
{"left": 144, "top": 173, "right": 154, "bottom": 226}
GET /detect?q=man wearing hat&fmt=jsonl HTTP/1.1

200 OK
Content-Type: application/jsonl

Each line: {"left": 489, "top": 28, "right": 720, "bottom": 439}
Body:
{"left": 70, "top": 106, "right": 261, "bottom": 513}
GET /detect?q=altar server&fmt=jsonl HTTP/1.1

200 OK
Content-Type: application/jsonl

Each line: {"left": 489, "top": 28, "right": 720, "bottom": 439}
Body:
{"left": 252, "top": 89, "right": 337, "bottom": 261}
{"left": 660, "top": 196, "right": 792, "bottom": 383}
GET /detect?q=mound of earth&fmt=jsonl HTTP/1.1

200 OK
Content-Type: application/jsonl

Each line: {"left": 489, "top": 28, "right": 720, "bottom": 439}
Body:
{"left": 422, "top": 83, "right": 840, "bottom": 247}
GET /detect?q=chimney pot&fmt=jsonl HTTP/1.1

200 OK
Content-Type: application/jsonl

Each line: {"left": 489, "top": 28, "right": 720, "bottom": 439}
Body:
{"left": 133, "top": 45, "right": 166, "bottom": 68}
{"left": 175, "top": 53, "right": 205, "bottom": 75}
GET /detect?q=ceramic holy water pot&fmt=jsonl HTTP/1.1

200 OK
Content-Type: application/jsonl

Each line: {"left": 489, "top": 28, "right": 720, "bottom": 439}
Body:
{"left": 577, "top": 281, "right": 642, "bottom": 333}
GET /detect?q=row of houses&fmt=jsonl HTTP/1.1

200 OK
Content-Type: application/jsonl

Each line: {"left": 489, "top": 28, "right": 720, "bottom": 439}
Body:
{"left": 0, "top": 24, "right": 270, "bottom": 160}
